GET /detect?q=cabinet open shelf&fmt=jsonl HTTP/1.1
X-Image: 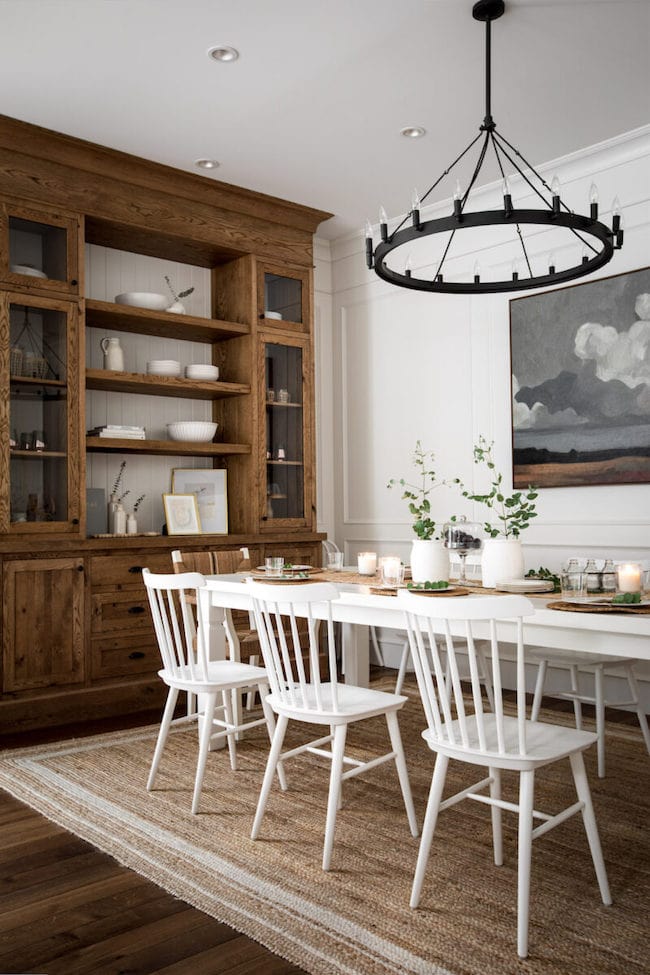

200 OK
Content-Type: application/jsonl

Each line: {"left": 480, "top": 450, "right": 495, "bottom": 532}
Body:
{"left": 266, "top": 400, "right": 302, "bottom": 408}
{"left": 267, "top": 460, "right": 303, "bottom": 466}
{"left": 10, "top": 449, "right": 67, "bottom": 459}
{"left": 85, "top": 299, "right": 249, "bottom": 343}
{"left": 86, "top": 437, "right": 251, "bottom": 457}
{"left": 86, "top": 369, "right": 250, "bottom": 400}
{"left": 86, "top": 436, "right": 250, "bottom": 456}
{"left": 10, "top": 376, "right": 67, "bottom": 389}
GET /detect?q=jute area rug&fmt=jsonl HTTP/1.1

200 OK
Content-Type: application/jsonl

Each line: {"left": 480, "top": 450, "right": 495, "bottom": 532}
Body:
{"left": 0, "top": 678, "right": 648, "bottom": 975}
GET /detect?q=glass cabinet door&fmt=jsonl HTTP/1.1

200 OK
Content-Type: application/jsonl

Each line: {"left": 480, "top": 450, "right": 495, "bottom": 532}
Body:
{"left": 257, "top": 262, "right": 309, "bottom": 332}
{"left": 2, "top": 293, "right": 81, "bottom": 533}
{"left": 1, "top": 202, "right": 80, "bottom": 296}
{"left": 262, "top": 336, "right": 311, "bottom": 528}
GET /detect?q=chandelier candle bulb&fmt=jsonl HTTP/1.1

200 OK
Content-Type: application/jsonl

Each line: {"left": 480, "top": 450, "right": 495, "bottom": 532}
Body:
{"left": 357, "top": 552, "right": 377, "bottom": 576}
{"left": 365, "top": 220, "right": 374, "bottom": 268}
{"left": 551, "top": 175, "right": 561, "bottom": 214}
{"left": 512, "top": 259, "right": 520, "bottom": 281}
{"left": 405, "top": 254, "right": 413, "bottom": 278}
{"left": 612, "top": 197, "right": 621, "bottom": 234}
{"left": 473, "top": 260, "right": 481, "bottom": 283}
{"left": 548, "top": 252, "right": 556, "bottom": 275}
{"left": 617, "top": 563, "right": 642, "bottom": 594}
{"left": 590, "top": 182, "right": 599, "bottom": 220}
{"left": 582, "top": 246, "right": 590, "bottom": 265}
{"left": 411, "top": 189, "right": 422, "bottom": 230}
{"left": 453, "top": 180, "right": 463, "bottom": 217}
{"left": 379, "top": 206, "right": 388, "bottom": 242}
{"left": 502, "top": 177, "right": 512, "bottom": 216}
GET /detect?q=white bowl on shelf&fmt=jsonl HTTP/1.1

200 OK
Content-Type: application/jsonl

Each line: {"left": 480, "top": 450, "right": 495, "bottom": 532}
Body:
{"left": 166, "top": 421, "right": 218, "bottom": 443}
{"left": 147, "top": 359, "right": 181, "bottom": 377}
{"left": 115, "top": 292, "right": 169, "bottom": 311}
{"left": 184, "top": 364, "right": 220, "bottom": 381}
{"left": 11, "top": 263, "right": 48, "bottom": 278}
{"left": 265, "top": 310, "right": 282, "bottom": 320}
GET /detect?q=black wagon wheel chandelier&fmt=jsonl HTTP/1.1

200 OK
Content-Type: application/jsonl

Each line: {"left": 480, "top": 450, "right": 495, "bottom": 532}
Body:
{"left": 365, "top": 0, "right": 624, "bottom": 295}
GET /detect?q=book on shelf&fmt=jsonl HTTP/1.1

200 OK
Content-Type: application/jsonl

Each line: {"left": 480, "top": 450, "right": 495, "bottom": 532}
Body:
{"left": 88, "top": 425, "right": 146, "bottom": 440}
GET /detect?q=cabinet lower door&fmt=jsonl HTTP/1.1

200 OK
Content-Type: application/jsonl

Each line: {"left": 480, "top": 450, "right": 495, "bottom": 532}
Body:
{"left": 260, "top": 333, "right": 314, "bottom": 530}
{"left": 2, "top": 557, "right": 85, "bottom": 691}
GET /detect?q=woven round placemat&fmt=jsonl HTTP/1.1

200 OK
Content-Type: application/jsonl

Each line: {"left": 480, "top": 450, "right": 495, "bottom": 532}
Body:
{"left": 547, "top": 599, "right": 650, "bottom": 614}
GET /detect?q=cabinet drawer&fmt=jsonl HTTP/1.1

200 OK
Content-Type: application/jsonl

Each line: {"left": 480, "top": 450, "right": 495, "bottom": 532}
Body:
{"left": 91, "top": 590, "right": 154, "bottom": 634}
{"left": 91, "top": 632, "right": 160, "bottom": 680}
{"left": 90, "top": 553, "right": 172, "bottom": 590}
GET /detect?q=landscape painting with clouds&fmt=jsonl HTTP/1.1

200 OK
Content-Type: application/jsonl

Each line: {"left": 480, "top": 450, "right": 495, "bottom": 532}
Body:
{"left": 510, "top": 267, "right": 650, "bottom": 488}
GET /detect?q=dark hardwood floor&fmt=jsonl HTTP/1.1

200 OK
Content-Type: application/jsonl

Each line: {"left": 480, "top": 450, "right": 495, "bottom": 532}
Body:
{"left": 0, "top": 708, "right": 307, "bottom": 975}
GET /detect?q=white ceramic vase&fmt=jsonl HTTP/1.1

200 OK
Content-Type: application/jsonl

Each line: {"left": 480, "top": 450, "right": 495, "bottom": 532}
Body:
{"left": 410, "top": 539, "right": 450, "bottom": 584}
{"left": 166, "top": 300, "right": 186, "bottom": 314}
{"left": 480, "top": 537, "right": 525, "bottom": 588}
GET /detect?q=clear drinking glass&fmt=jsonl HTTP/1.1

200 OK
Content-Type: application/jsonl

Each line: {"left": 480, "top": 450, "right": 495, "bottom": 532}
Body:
{"left": 560, "top": 568, "right": 585, "bottom": 602}
{"left": 265, "top": 556, "right": 284, "bottom": 577}
{"left": 327, "top": 551, "right": 344, "bottom": 571}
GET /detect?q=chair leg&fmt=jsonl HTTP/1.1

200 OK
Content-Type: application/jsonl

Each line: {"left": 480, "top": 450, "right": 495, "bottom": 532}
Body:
{"left": 147, "top": 687, "right": 179, "bottom": 791}
{"left": 323, "top": 724, "right": 348, "bottom": 871}
{"left": 394, "top": 640, "right": 410, "bottom": 695}
{"left": 222, "top": 689, "right": 238, "bottom": 772}
{"left": 489, "top": 767, "right": 503, "bottom": 866}
{"left": 192, "top": 693, "right": 218, "bottom": 815}
{"left": 531, "top": 660, "right": 547, "bottom": 722}
{"left": 517, "top": 769, "right": 535, "bottom": 959}
{"left": 410, "top": 754, "right": 449, "bottom": 908}
{"left": 246, "top": 655, "right": 259, "bottom": 709}
{"left": 385, "top": 711, "right": 418, "bottom": 837}
{"left": 624, "top": 666, "right": 650, "bottom": 757}
{"left": 594, "top": 665, "right": 606, "bottom": 778}
{"left": 569, "top": 751, "right": 612, "bottom": 906}
{"left": 570, "top": 665, "right": 583, "bottom": 729}
{"left": 259, "top": 681, "right": 287, "bottom": 791}
{"left": 370, "top": 626, "right": 385, "bottom": 667}
{"left": 251, "top": 714, "right": 289, "bottom": 840}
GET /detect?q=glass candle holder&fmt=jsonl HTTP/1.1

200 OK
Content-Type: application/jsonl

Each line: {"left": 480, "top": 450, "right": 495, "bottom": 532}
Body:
{"left": 380, "top": 557, "right": 404, "bottom": 587}
{"left": 616, "top": 562, "right": 643, "bottom": 593}
{"left": 357, "top": 552, "right": 377, "bottom": 575}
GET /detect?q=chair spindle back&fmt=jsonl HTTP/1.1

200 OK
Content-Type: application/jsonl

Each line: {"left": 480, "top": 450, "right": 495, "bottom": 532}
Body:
{"left": 399, "top": 592, "right": 534, "bottom": 757}
{"left": 143, "top": 569, "right": 209, "bottom": 683}
{"left": 246, "top": 580, "right": 339, "bottom": 714}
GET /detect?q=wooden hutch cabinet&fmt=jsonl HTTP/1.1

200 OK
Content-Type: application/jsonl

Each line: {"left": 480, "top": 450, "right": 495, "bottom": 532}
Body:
{"left": 0, "top": 114, "right": 329, "bottom": 734}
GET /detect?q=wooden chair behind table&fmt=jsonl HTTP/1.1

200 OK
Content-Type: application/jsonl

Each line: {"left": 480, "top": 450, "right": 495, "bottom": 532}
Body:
{"left": 398, "top": 590, "right": 611, "bottom": 959}
{"left": 171, "top": 548, "right": 261, "bottom": 712}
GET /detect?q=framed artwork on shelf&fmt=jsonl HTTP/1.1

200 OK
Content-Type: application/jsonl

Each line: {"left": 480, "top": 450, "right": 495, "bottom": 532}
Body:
{"left": 171, "top": 468, "right": 228, "bottom": 535}
{"left": 510, "top": 266, "right": 650, "bottom": 488}
{"left": 162, "top": 493, "right": 202, "bottom": 536}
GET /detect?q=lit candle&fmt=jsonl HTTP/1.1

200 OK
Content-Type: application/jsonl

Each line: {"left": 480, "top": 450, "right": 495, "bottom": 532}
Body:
{"left": 357, "top": 552, "right": 377, "bottom": 576}
{"left": 381, "top": 556, "right": 402, "bottom": 587}
{"left": 616, "top": 563, "right": 642, "bottom": 593}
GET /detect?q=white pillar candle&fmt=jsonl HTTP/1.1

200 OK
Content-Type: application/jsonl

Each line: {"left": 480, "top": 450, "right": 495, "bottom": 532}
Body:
{"left": 616, "top": 563, "right": 642, "bottom": 593}
{"left": 357, "top": 552, "right": 377, "bottom": 575}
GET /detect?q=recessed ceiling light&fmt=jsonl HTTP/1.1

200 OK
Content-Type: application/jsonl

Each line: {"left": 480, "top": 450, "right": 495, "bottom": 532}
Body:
{"left": 195, "top": 159, "right": 220, "bottom": 170}
{"left": 400, "top": 126, "right": 426, "bottom": 139}
{"left": 207, "top": 45, "right": 239, "bottom": 62}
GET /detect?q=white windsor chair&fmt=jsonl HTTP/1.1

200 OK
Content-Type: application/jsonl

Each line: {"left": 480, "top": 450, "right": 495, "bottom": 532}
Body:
{"left": 246, "top": 579, "right": 419, "bottom": 870}
{"left": 529, "top": 648, "right": 650, "bottom": 778}
{"left": 398, "top": 590, "right": 611, "bottom": 959}
{"left": 143, "top": 569, "right": 285, "bottom": 814}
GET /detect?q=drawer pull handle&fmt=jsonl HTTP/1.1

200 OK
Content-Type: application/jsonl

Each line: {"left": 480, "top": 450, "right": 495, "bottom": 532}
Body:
{"left": 128, "top": 565, "right": 144, "bottom": 574}
{"left": 128, "top": 606, "right": 145, "bottom": 615}
{"left": 128, "top": 651, "right": 145, "bottom": 660}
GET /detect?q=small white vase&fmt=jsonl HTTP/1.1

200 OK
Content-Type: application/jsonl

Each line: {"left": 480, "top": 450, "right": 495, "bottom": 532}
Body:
{"left": 166, "top": 300, "right": 186, "bottom": 314}
{"left": 481, "top": 537, "right": 525, "bottom": 588}
{"left": 410, "top": 539, "right": 450, "bottom": 584}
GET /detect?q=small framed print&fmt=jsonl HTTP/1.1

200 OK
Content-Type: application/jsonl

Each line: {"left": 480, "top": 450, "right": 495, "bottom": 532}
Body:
{"left": 163, "top": 493, "right": 202, "bottom": 535}
{"left": 171, "top": 468, "right": 228, "bottom": 535}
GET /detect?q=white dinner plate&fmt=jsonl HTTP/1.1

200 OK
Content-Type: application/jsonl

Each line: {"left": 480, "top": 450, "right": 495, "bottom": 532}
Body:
{"left": 255, "top": 564, "right": 314, "bottom": 572}
{"left": 496, "top": 578, "right": 555, "bottom": 593}
{"left": 562, "top": 596, "right": 650, "bottom": 608}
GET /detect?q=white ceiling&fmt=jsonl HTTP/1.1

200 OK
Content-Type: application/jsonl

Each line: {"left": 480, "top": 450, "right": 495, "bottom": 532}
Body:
{"left": 2, "top": 0, "right": 649, "bottom": 239}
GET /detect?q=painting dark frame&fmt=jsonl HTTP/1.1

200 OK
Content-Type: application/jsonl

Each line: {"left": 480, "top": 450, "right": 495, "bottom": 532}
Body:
{"left": 509, "top": 266, "right": 650, "bottom": 488}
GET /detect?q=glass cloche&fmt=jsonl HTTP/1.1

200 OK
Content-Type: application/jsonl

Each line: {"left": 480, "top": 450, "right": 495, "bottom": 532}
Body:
{"left": 443, "top": 516, "right": 483, "bottom": 585}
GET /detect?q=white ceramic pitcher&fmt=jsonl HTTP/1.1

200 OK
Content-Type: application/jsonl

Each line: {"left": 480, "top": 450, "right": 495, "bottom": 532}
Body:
{"left": 101, "top": 336, "right": 125, "bottom": 371}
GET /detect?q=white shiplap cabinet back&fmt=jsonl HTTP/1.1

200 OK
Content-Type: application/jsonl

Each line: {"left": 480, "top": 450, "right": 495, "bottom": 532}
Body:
{"left": 85, "top": 245, "right": 215, "bottom": 532}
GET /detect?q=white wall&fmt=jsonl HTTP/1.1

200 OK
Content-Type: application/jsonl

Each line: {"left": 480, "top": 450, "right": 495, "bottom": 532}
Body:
{"left": 314, "top": 125, "right": 650, "bottom": 701}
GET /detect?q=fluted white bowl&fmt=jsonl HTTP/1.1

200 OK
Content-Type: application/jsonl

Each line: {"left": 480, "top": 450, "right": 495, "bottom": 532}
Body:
{"left": 115, "top": 292, "right": 169, "bottom": 311}
{"left": 147, "top": 360, "right": 181, "bottom": 377}
{"left": 184, "top": 364, "right": 220, "bottom": 381}
{"left": 166, "top": 421, "right": 218, "bottom": 443}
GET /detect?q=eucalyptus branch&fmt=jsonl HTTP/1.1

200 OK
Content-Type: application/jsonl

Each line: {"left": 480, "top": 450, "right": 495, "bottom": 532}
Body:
{"left": 133, "top": 493, "right": 146, "bottom": 512}
{"left": 387, "top": 441, "right": 449, "bottom": 540}
{"left": 457, "top": 435, "right": 538, "bottom": 539}
{"left": 164, "top": 275, "right": 195, "bottom": 302}
{"left": 111, "top": 460, "right": 126, "bottom": 496}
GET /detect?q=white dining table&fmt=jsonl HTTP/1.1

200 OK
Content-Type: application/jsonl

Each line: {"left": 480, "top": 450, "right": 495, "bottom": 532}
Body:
{"left": 198, "top": 575, "right": 650, "bottom": 688}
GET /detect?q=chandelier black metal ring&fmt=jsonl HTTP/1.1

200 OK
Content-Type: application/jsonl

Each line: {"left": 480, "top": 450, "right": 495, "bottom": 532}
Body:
{"left": 366, "top": 0, "right": 623, "bottom": 295}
